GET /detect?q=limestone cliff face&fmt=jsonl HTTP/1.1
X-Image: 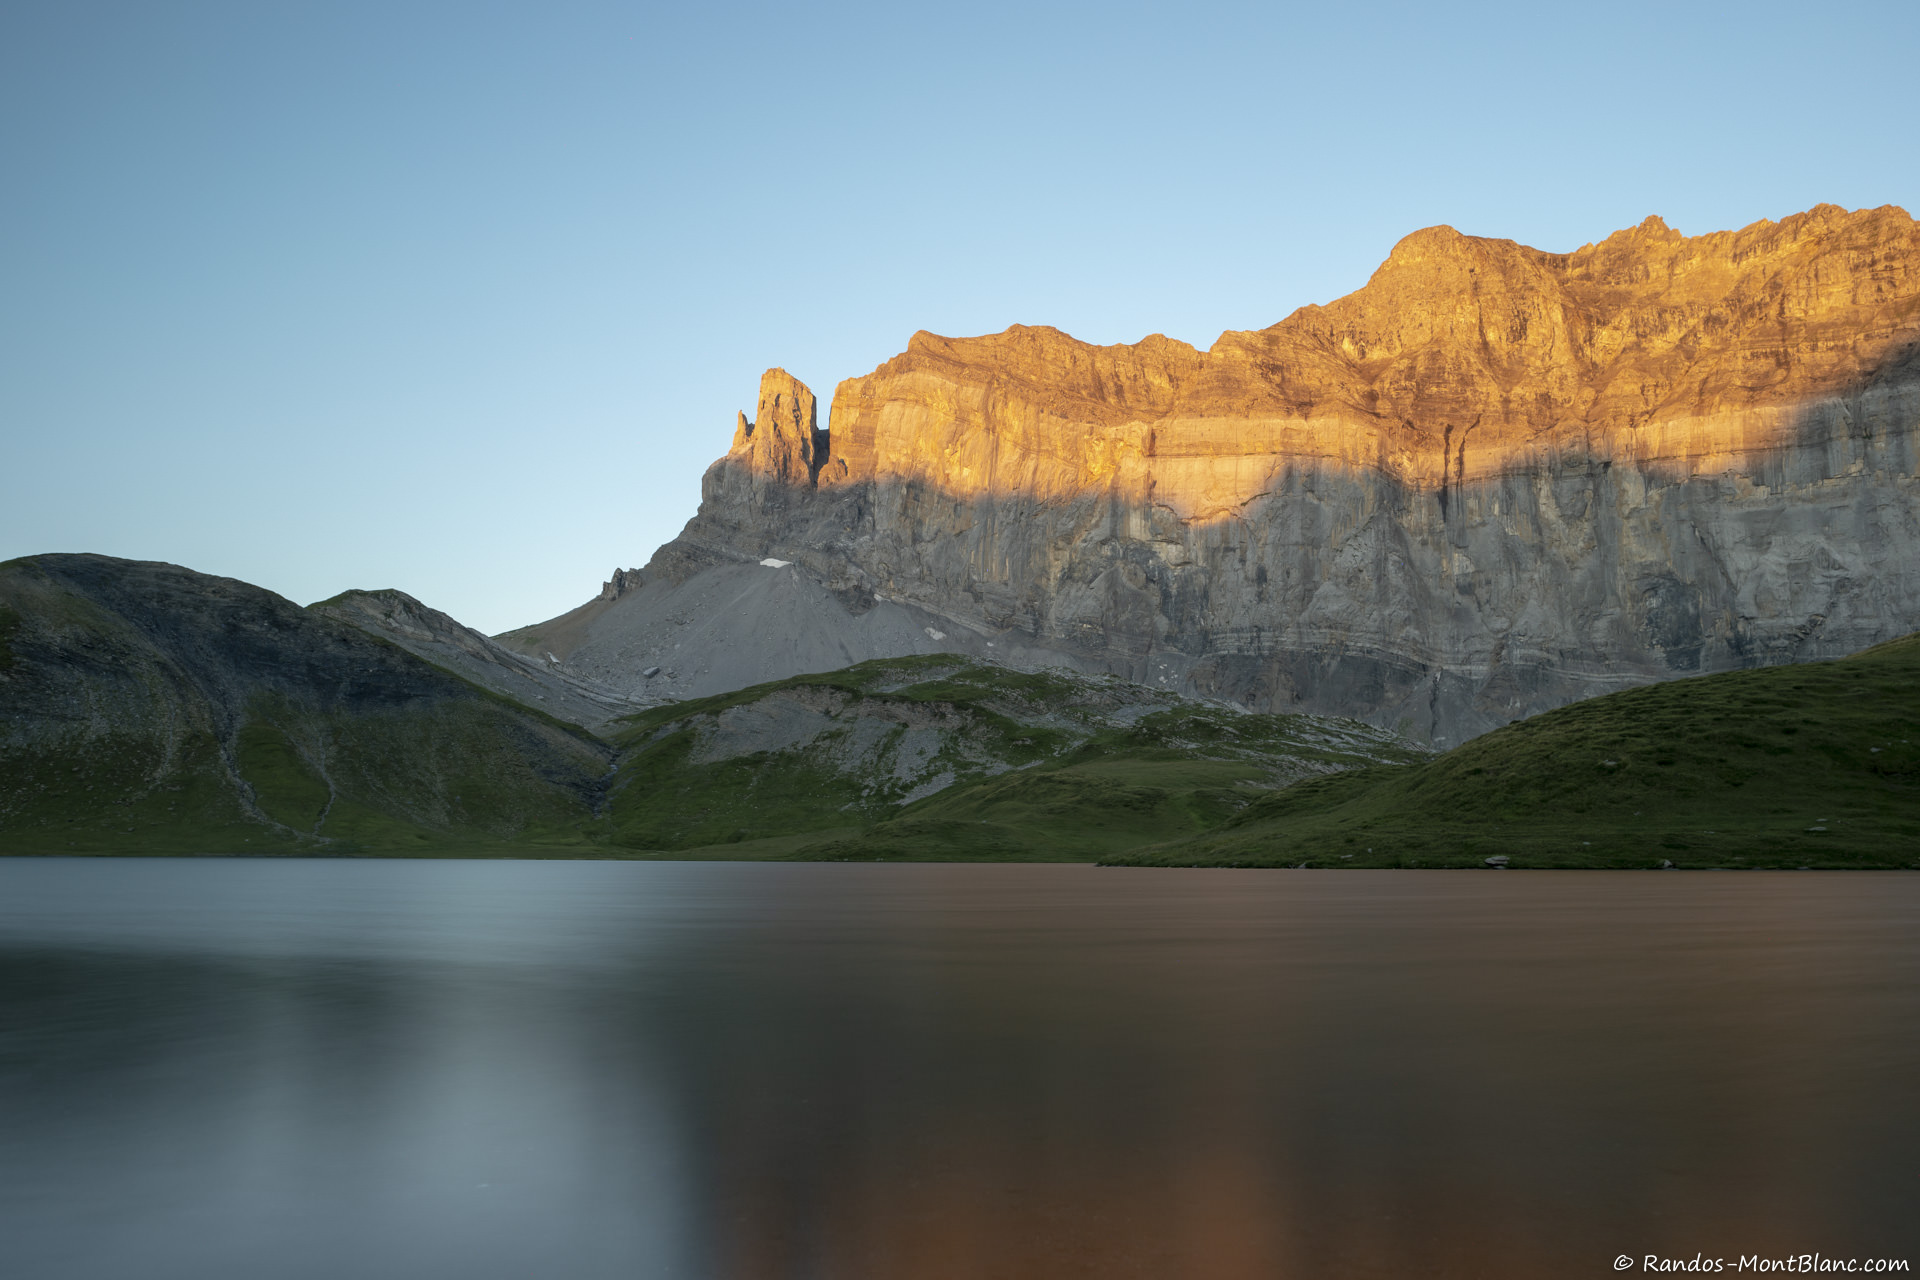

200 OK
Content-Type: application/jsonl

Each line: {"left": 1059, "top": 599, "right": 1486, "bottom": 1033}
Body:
{"left": 652, "top": 204, "right": 1920, "bottom": 743}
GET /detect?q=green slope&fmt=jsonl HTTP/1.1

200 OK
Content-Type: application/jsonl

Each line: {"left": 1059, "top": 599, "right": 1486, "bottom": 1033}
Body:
{"left": 0, "top": 555, "right": 611, "bottom": 855}
{"left": 1111, "top": 634, "right": 1920, "bottom": 869}
{"left": 602, "top": 658, "right": 1072, "bottom": 850}
{"left": 13, "top": 554, "right": 1916, "bottom": 867}
{"left": 1, "top": 560, "right": 1419, "bottom": 861}
{"left": 600, "top": 656, "right": 1421, "bottom": 860}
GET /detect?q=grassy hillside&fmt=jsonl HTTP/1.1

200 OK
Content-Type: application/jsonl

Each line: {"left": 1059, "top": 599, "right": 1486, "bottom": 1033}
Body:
{"left": 601, "top": 656, "right": 1419, "bottom": 860}
{"left": 11, "top": 554, "right": 1917, "bottom": 867}
{"left": 0, "top": 558, "right": 1418, "bottom": 860}
{"left": 1110, "top": 633, "right": 1920, "bottom": 870}
{"left": 0, "top": 556, "right": 611, "bottom": 856}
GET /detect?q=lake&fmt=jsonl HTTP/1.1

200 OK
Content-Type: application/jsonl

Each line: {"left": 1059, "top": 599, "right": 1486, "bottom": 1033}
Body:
{"left": 1, "top": 859, "right": 1915, "bottom": 1278}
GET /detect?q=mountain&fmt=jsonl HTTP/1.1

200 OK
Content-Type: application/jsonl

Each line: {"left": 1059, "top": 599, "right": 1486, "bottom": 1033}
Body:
{"left": 7, "top": 554, "right": 1913, "bottom": 867}
{"left": 504, "top": 204, "right": 1920, "bottom": 745}
{"left": 0, "top": 555, "right": 612, "bottom": 854}
{"left": 1110, "top": 632, "right": 1920, "bottom": 869}
{"left": 0, "top": 554, "right": 1414, "bottom": 858}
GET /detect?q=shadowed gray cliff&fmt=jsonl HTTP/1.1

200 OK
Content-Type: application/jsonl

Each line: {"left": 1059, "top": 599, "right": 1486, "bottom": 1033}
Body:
{"left": 502, "top": 206, "right": 1920, "bottom": 744}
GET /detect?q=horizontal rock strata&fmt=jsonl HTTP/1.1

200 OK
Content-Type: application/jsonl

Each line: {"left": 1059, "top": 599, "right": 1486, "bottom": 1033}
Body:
{"left": 520, "top": 204, "right": 1920, "bottom": 744}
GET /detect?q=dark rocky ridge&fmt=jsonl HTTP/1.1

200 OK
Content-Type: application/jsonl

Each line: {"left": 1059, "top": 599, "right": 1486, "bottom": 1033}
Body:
{"left": 313, "top": 587, "right": 643, "bottom": 732}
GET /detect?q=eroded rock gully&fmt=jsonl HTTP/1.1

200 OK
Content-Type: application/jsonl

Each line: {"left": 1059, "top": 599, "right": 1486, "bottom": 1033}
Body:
{"left": 524, "top": 205, "right": 1920, "bottom": 745}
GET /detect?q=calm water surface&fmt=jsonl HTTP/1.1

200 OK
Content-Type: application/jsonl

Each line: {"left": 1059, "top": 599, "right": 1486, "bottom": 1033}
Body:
{"left": 0, "top": 860, "right": 1915, "bottom": 1279}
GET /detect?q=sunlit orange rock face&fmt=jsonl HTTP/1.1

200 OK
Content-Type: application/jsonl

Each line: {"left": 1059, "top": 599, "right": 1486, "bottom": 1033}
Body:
{"left": 671, "top": 204, "right": 1920, "bottom": 742}
{"left": 821, "top": 205, "right": 1917, "bottom": 509}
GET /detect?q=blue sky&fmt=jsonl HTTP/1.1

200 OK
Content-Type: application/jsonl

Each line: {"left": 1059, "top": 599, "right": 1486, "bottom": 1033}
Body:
{"left": 4, "top": 0, "right": 1915, "bottom": 633}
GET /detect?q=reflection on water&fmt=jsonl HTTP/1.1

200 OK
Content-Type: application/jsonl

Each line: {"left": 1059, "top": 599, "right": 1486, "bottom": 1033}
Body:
{"left": 1, "top": 860, "right": 1915, "bottom": 1279}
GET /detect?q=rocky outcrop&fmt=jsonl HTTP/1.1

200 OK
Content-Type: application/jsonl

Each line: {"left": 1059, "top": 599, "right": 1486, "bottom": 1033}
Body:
{"left": 599, "top": 569, "right": 645, "bottom": 602}
{"left": 539, "top": 205, "right": 1920, "bottom": 743}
